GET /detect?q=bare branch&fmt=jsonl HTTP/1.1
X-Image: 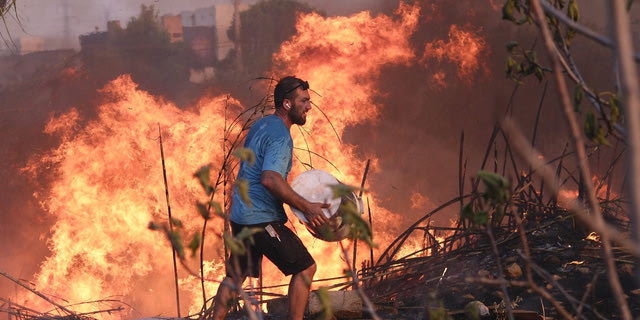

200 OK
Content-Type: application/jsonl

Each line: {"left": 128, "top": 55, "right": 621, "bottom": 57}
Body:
{"left": 529, "top": 1, "right": 633, "bottom": 318}
{"left": 609, "top": 0, "right": 640, "bottom": 284}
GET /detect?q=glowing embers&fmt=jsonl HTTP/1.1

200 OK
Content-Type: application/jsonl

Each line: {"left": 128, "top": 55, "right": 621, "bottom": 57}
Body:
{"left": 585, "top": 231, "right": 601, "bottom": 243}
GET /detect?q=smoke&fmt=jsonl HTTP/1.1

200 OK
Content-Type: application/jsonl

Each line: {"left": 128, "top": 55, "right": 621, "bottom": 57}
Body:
{"left": 339, "top": 0, "right": 628, "bottom": 226}
{"left": 304, "top": 0, "right": 395, "bottom": 16}
{"left": 6, "top": 0, "right": 391, "bottom": 51}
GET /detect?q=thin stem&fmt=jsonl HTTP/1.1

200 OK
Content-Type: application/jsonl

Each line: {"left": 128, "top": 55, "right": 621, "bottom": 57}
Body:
{"left": 158, "top": 125, "right": 181, "bottom": 318}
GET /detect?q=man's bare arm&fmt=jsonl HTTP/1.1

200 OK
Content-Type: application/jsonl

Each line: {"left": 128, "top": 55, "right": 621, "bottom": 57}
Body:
{"left": 261, "top": 170, "right": 329, "bottom": 228}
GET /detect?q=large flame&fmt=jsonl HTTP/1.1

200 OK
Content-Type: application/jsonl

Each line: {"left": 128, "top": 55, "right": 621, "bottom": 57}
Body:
{"left": 17, "top": 1, "right": 493, "bottom": 318}
{"left": 21, "top": 76, "right": 235, "bottom": 316}
{"left": 272, "top": 0, "right": 421, "bottom": 289}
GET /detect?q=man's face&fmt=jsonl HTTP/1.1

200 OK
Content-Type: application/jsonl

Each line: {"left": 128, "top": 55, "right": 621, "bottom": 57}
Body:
{"left": 288, "top": 88, "right": 311, "bottom": 125}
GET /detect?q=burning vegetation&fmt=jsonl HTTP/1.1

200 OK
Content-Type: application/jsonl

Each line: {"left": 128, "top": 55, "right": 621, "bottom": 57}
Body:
{"left": 1, "top": 0, "right": 639, "bottom": 320}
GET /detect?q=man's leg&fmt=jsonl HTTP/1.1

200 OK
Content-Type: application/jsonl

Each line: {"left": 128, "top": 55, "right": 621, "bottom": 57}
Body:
{"left": 211, "top": 276, "right": 244, "bottom": 320}
{"left": 287, "top": 263, "right": 317, "bottom": 320}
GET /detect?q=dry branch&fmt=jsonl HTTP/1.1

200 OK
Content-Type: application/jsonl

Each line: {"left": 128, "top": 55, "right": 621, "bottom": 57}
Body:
{"left": 609, "top": 0, "right": 640, "bottom": 282}
{"left": 529, "top": 1, "right": 632, "bottom": 318}
{"left": 0, "top": 270, "right": 76, "bottom": 317}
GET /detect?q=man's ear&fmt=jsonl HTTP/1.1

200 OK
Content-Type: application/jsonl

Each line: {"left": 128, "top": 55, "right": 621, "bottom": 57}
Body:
{"left": 283, "top": 99, "right": 291, "bottom": 109}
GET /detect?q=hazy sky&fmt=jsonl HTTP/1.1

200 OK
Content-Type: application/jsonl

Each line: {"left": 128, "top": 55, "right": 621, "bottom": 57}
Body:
{"left": 4, "top": 0, "right": 389, "bottom": 50}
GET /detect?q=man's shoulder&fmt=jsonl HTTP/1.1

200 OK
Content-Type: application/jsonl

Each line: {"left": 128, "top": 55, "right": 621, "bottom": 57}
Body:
{"left": 254, "top": 115, "right": 289, "bottom": 137}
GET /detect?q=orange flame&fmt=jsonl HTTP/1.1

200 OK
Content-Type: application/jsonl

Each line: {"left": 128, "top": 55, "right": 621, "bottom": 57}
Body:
{"left": 410, "top": 191, "right": 431, "bottom": 209}
{"left": 21, "top": 75, "right": 235, "bottom": 316}
{"left": 488, "top": 0, "right": 502, "bottom": 10}
{"left": 272, "top": 0, "right": 421, "bottom": 297}
{"left": 585, "top": 232, "right": 600, "bottom": 242}
{"left": 16, "top": 1, "right": 494, "bottom": 318}
{"left": 558, "top": 174, "right": 618, "bottom": 207}
{"left": 422, "top": 24, "right": 489, "bottom": 88}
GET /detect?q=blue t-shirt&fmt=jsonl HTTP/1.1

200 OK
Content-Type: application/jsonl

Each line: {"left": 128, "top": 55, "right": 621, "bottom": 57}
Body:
{"left": 230, "top": 115, "right": 293, "bottom": 225}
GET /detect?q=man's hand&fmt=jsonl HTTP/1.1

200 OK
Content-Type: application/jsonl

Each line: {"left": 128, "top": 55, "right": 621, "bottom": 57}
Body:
{"left": 303, "top": 202, "right": 330, "bottom": 229}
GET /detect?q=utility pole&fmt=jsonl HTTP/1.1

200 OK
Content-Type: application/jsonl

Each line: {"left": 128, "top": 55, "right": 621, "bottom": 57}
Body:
{"left": 234, "top": 0, "right": 243, "bottom": 72}
{"left": 61, "top": 0, "right": 72, "bottom": 48}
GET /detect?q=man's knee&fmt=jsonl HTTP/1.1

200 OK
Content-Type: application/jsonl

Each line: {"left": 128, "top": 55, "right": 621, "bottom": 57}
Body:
{"left": 299, "top": 263, "right": 317, "bottom": 286}
{"left": 304, "top": 263, "right": 317, "bottom": 277}
{"left": 214, "top": 277, "right": 241, "bottom": 309}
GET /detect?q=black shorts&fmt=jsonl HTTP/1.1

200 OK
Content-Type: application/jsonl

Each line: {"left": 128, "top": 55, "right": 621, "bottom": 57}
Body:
{"left": 226, "top": 221, "right": 315, "bottom": 279}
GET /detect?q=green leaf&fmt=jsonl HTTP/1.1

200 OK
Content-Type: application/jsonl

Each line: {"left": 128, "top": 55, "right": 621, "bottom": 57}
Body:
{"left": 341, "top": 202, "right": 376, "bottom": 248}
{"left": 461, "top": 203, "right": 474, "bottom": 220}
{"left": 534, "top": 66, "right": 544, "bottom": 81}
{"left": 505, "top": 41, "right": 519, "bottom": 53}
{"left": 429, "top": 300, "right": 453, "bottom": 320}
{"left": 568, "top": 0, "right": 579, "bottom": 22}
{"left": 196, "top": 200, "right": 225, "bottom": 220}
{"left": 236, "top": 178, "right": 252, "bottom": 207}
{"left": 493, "top": 204, "right": 506, "bottom": 224}
{"left": 573, "top": 85, "right": 584, "bottom": 112}
{"left": 583, "top": 112, "right": 609, "bottom": 145}
{"left": 476, "top": 171, "right": 510, "bottom": 204}
{"left": 224, "top": 232, "right": 245, "bottom": 255}
{"left": 610, "top": 100, "right": 620, "bottom": 123}
{"left": 329, "top": 183, "right": 361, "bottom": 198}
{"left": 566, "top": 28, "right": 576, "bottom": 46}
{"left": 193, "top": 165, "right": 213, "bottom": 196}
{"left": 465, "top": 301, "right": 484, "bottom": 320}
{"left": 210, "top": 201, "right": 225, "bottom": 218}
{"left": 315, "top": 287, "right": 334, "bottom": 320}
{"left": 148, "top": 221, "right": 162, "bottom": 230}
{"left": 477, "top": 171, "right": 508, "bottom": 189}
{"left": 505, "top": 56, "right": 517, "bottom": 78}
{"left": 502, "top": 0, "right": 516, "bottom": 22}
{"left": 461, "top": 204, "right": 489, "bottom": 227}
{"left": 474, "top": 211, "right": 489, "bottom": 225}
{"left": 321, "top": 225, "right": 340, "bottom": 241}
{"left": 235, "top": 227, "right": 263, "bottom": 245}
{"left": 595, "top": 127, "right": 610, "bottom": 146}
{"left": 196, "top": 201, "right": 211, "bottom": 220}
{"left": 609, "top": 95, "right": 622, "bottom": 122}
{"left": 343, "top": 268, "right": 355, "bottom": 280}
{"left": 189, "top": 232, "right": 201, "bottom": 257}
{"left": 584, "top": 112, "right": 597, "bottom": 141}
{"left": 516, "top": 16, "right": 530, "bottom": 25}
{"left": 233, "top": 147, "right": 256, "bottom": 166}
{"left": 170, "top": 217, "right": 183, "bottom": 228}
{"left": 169, "top": 230, "right": 185, "bottom": 260}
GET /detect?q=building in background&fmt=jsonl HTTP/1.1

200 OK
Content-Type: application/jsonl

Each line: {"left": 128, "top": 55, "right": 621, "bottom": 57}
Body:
{"left": 78, "top": 20, "right": 121, "bottom": 54}
{"left": 214, "top": 3, "right": 247, "bottom": 63}
{"left": 181, "top": 4, "right": 247, "bottom": 63}
{"left": 181, "top": 6, "right": 216, "bottom": 27}
{"left": 162, "top": 15, "right": 184, "bottom": 43}
{"left": 164, "top": 6, "right": 219, "bottom": 67}
{"left": 76, "top": 4, "right": 250, "bottom": 82}
{"left": 184, "top": 26, "right": 217, "bottom": 63}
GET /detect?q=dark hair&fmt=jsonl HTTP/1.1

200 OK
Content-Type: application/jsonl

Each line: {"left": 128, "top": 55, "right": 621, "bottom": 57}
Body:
{"left": 274, "top": 76, "right": 309, "bottom": 109}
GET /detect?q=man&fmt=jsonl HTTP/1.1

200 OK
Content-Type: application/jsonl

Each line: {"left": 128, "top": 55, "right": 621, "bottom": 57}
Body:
{"left": 210, "top": 76, "right": 330, "bottom": 320}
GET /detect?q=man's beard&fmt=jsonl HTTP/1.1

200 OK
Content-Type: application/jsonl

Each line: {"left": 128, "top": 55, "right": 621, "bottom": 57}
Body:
{"left": 288, "top": 103, "right": 306, "bottom": 125}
